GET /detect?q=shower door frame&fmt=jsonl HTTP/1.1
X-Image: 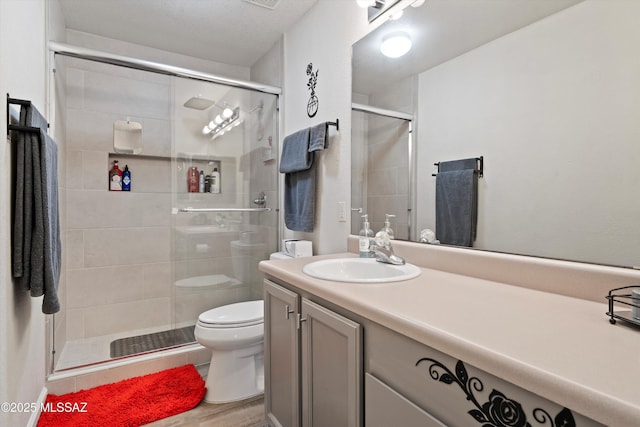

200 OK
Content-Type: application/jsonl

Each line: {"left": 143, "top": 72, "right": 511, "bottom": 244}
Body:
{"left": 47, "top": 41, "right": 283, "bottom": 373}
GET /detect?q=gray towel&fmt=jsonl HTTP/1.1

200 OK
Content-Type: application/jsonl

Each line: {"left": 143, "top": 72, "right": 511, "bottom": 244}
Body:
{"left": 309, "top": 122, "right": 328, "bottom": 152}
{"left": 11, "top": 103, "right": 61, "bottom": 314}
{"left": 280, "top": 123, "right": 329, "bottom": 232}
{"left": 435, "top": 167, "right": 478, "bottom": 247}
{"left": 280, "top": 128, "right": 312, "bottom": 173}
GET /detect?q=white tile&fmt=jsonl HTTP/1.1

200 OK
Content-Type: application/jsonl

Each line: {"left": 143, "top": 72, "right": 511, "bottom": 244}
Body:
{"left": 65, "top": 230, "right": 84, "bottom": 269}
{"left": 83, "top": 227, "right": 171, "bottom": 267}
{"left": 66, "top": 266, "right": 146, "bottom": 309}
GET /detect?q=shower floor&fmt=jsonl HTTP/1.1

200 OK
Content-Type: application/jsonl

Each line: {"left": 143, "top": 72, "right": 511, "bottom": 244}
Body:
{"left": 55, "top": 324, "right": 197, "bottom": 371}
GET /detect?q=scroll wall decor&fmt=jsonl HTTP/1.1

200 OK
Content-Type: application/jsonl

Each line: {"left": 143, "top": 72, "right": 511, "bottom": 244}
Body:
{"left": 415, "top": 357, "right": 577, "bottom": 427}
{"left": 306, "top": 62, "right": 319, "bottom": 118}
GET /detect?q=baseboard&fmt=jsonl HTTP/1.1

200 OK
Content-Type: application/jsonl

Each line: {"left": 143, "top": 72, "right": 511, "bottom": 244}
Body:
{"left": 26, "top": 386, "right": 48, "bottom": 427}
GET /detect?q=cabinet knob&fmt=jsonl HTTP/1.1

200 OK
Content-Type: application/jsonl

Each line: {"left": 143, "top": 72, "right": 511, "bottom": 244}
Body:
{"left": 285, "top": 304, "right": 295, "bottom": 320}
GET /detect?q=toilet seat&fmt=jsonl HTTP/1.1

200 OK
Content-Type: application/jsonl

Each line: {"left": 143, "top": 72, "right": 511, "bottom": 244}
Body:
{"left": 198, "top": 300, "right": 263, "bottom": 328}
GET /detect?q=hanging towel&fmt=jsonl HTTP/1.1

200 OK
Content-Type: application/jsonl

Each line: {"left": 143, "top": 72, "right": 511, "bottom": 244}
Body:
{"left": 279, "top": 128, "right": 312, "bottom": 173}
{"left": 280, "top": 123, "right": 329, "bottom": 232}
{"left": 435, "top": 158, "right": 478, "bottom": 247}
{"left": 11, "top": 103, "right": 61, "bottom": 314}
{"left": 309, "top": 122, "right": 328, "bottom": 152}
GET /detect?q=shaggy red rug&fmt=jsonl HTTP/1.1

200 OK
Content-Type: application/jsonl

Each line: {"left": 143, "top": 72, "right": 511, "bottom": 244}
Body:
{"left": 37, "top": 364, "right": 205, "bottom": 427}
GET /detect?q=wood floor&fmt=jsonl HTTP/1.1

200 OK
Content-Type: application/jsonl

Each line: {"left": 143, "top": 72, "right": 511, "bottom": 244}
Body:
{"left": 144, "top": 395, "right": 266, "bottom": 427}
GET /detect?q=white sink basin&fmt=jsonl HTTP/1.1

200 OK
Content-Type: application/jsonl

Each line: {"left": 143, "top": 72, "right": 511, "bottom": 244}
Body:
{"left": 302, "top": 258, "right": 421, "bottom": 283}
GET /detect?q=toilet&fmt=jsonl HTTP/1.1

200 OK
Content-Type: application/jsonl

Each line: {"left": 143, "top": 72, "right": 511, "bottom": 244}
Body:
{"left": 195, "top": 300, "right": 264, "bottom": 403}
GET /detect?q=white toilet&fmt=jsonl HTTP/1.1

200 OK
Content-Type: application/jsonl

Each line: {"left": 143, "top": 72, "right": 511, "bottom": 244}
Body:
{"left": 195, "top": 300, "right": 264, "bottom": 403}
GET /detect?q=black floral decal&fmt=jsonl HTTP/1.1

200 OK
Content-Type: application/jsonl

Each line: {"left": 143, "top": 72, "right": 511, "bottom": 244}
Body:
{"left": 306, "top": 62, "right": 319, "bottom": 118}
{"left": 415, "top": 358, "right": 576, "bottom": 427}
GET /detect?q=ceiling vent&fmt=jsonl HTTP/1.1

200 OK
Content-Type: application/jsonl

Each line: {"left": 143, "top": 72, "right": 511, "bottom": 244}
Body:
{"left": 244, "top": 0, "right": 281, "bottom": 10}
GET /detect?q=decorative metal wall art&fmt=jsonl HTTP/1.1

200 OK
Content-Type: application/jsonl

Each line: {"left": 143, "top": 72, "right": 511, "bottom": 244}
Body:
{"left": 415, "top": 357, "right": 577, "bottom": 427}
{"left": 306, "top": 62, "right": 319, "bottom": 118}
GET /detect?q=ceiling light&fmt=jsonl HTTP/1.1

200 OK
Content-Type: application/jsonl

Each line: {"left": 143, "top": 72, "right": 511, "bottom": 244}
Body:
{"left": 380, "top": 32, "right": 412, "bottom": 58}
{"left": 388, "top": 9, "right": 403, "bottom": 20}
{"left": 356, "top": 0, "right": 376, "bottom": 7}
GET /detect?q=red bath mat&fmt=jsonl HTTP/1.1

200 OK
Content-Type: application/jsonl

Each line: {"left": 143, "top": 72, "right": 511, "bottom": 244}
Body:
{"left": 37, "top": 364, "right": 205, "bottom": 427}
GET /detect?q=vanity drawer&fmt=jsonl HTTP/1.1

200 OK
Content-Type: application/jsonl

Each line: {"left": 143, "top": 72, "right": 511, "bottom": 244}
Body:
{"left": 366, "top": 323, "right": 603, "bottom": 427}
{"left": 365, "top": 373, "right": 445, "bottom": 427}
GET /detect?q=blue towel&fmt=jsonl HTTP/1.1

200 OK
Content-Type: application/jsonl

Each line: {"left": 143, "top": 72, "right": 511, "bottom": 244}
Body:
{"left": 280, "top": 123, "right": 329, "bottom": 232}
{"left": 309, "top": 122, "right": 328, "bottom": 152}
{"left": 435, "top": 159, "right": 478, "bottom": 247}
{"left": 280, "top": 128, "right": 312, "bottom": 173}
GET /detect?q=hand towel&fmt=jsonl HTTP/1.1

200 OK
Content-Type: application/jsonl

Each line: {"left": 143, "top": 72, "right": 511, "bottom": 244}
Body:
{"left": 280, "top": 128, "right": 312, "bottom": 173}
{"left": 281, "top": 123, "right": 330, "bottom": 232}
{"left": 309, "top": 122, "right": 328, "bottom": 152}
{"left": 435, "top": 166, "right": 478, "bottom": 247}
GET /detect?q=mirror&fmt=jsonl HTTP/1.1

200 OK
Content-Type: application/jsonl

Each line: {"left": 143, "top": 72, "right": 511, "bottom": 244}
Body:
{"left": 352, "top": 0, "right": 640, "bottom": 268}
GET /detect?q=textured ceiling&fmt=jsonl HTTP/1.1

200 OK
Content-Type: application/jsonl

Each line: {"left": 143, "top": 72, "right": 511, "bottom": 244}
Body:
{"left": 58, "top": 0, "right": 319, "bottom": 67}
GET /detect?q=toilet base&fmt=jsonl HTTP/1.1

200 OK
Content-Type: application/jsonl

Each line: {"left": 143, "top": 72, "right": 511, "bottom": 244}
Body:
{"left": 203, "top": 344, "right": 264, "bottom": 403}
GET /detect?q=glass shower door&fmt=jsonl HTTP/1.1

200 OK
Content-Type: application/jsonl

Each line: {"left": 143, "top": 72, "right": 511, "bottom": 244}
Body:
{"left": 171, "top": 78, "right": 279, "bottom": 333}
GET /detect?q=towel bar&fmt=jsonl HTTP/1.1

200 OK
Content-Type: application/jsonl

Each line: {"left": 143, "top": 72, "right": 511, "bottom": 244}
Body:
{"left": 6, "top": 93, "right": 50, "bottom": 137}
{"left": 179, "top": 207, "right": 272, "bottom": 213}
{"left": 432, "top": 156, "right": 483, "bottom": 177}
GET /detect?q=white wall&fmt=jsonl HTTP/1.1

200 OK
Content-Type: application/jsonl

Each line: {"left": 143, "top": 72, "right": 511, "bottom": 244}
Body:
{"left": 282, "top": 0, "right": 389, "bottom": 254}
{"left": 0, "top": 0, "right": 49, "bottom": 425}
{"left": 416, "top": 0, "right": 640, "bottom": 266}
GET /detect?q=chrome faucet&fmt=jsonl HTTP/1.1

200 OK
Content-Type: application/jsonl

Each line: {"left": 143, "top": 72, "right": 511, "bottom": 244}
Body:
{"left": 372, "top": 234, "right": 405, "bottom": 265}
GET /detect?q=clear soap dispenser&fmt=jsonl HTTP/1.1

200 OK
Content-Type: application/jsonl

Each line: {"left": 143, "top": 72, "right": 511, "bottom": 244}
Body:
{"left": 380, "top": 214, "right": 395, "bottom": 240}
{"left": 359, "top": 214, "right": 375, "bottom": 258}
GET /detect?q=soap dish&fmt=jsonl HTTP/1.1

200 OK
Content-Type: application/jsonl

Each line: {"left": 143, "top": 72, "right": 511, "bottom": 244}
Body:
{"left": 606, "top": 286, "right": 640, "bottom": 326}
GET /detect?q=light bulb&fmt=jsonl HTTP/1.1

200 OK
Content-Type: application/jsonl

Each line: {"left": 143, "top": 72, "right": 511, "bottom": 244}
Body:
{"left": 202, "top": 125, "right": 211, "bottom": 135}
{"left": 214, "top": 115, "right": 223, "bottom": 124}
{"left": 208, "top": 120, "right": 215, "bottom": 128}
{"left": 380, "top": 32, "right": 412, "bottom": 58}
{"left": 222, "top": 107, "right": 233, "bottom": 118}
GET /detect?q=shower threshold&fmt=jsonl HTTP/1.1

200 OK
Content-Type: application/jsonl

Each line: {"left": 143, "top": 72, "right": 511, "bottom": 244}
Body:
{"left": 110, "top": 325, "right": 196, "bottom": 358}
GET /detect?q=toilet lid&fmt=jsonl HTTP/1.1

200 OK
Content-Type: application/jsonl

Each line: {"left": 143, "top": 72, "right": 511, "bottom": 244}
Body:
{"left": 198, "top": 300, "right": 264, "bottom": 327}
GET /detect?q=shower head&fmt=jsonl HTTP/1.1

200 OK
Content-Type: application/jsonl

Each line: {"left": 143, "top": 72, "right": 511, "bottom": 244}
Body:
{"left": 183, "top": 96, "right": 215, "bottom": 110}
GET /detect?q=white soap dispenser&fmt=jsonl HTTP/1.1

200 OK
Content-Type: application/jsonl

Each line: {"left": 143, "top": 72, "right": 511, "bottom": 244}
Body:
{"left": 359, "top": 214, "right": 375, "bottom": 258}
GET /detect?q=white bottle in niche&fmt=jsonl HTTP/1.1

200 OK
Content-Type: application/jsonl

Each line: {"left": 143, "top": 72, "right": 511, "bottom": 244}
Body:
{"left": 210, "top": 167, "right": 220, "bottom": 193}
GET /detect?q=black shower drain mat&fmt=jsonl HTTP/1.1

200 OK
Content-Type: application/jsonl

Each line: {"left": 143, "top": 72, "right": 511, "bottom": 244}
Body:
{"left": 110, "top": 325, "right": 196, "bottom": 358}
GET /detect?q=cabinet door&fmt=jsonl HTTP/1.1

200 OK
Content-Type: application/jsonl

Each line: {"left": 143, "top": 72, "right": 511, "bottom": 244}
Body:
{"left": 301, "top": 298, "right": 362, "bottom": 427}
{"left": 264, "top": 280, "right": 300, "bottom": 427}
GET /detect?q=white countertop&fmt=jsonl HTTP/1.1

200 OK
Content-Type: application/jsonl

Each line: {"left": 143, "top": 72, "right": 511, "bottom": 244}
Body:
{"left": 259, "top": 252, "right": 640, "bottom": 427}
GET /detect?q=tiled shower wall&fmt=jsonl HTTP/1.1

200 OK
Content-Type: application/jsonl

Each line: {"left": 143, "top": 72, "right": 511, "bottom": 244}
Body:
{"left": 63, "top": 58, "right": 175, "bottom": 341}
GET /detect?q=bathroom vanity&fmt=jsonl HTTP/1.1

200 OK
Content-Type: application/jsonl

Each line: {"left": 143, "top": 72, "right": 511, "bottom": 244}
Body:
{"left": 259, "top": 238, "right": 640, "bottom": 427}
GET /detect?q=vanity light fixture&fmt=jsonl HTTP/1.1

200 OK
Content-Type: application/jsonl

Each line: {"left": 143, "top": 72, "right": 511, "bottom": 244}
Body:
{"left": 208, "top": 107, "right": 241, "bottom": 140}
{"left": 380, "top": 32, "right": 412, "bottom": 58}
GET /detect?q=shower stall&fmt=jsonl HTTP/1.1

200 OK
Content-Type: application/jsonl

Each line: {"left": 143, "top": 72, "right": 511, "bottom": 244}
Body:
{"left": 49, "top": 44, "right": 280, "bottom": 372}
{"left": 351, "top": 103, "right": 414, "bottom": 240}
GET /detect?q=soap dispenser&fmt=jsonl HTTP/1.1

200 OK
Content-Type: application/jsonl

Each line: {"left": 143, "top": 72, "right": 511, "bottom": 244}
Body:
{"left": 359, "top": 214, "right": 375, "bottom": 258}
{"left": 379, "top": 214, "right": 395, "bottom": 240}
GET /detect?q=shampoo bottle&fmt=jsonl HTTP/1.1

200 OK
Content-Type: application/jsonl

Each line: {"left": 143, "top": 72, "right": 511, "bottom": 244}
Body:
{"left": 359, "top": 214, "right": 375, "bottom": 258}
{"left": 122, "top": 165, "right": 131, "bottom": 191}
{"left": 109, "top": 160, "right": 123, "bottom": 191}
{"left": 188, "top": 167, "right": 199, "bottom": 192}
{"left": 199, "top": 170, "right": 205, "bottom": 193}
{"left": 210, "top": 167, "right": 220, "bottom": 193}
